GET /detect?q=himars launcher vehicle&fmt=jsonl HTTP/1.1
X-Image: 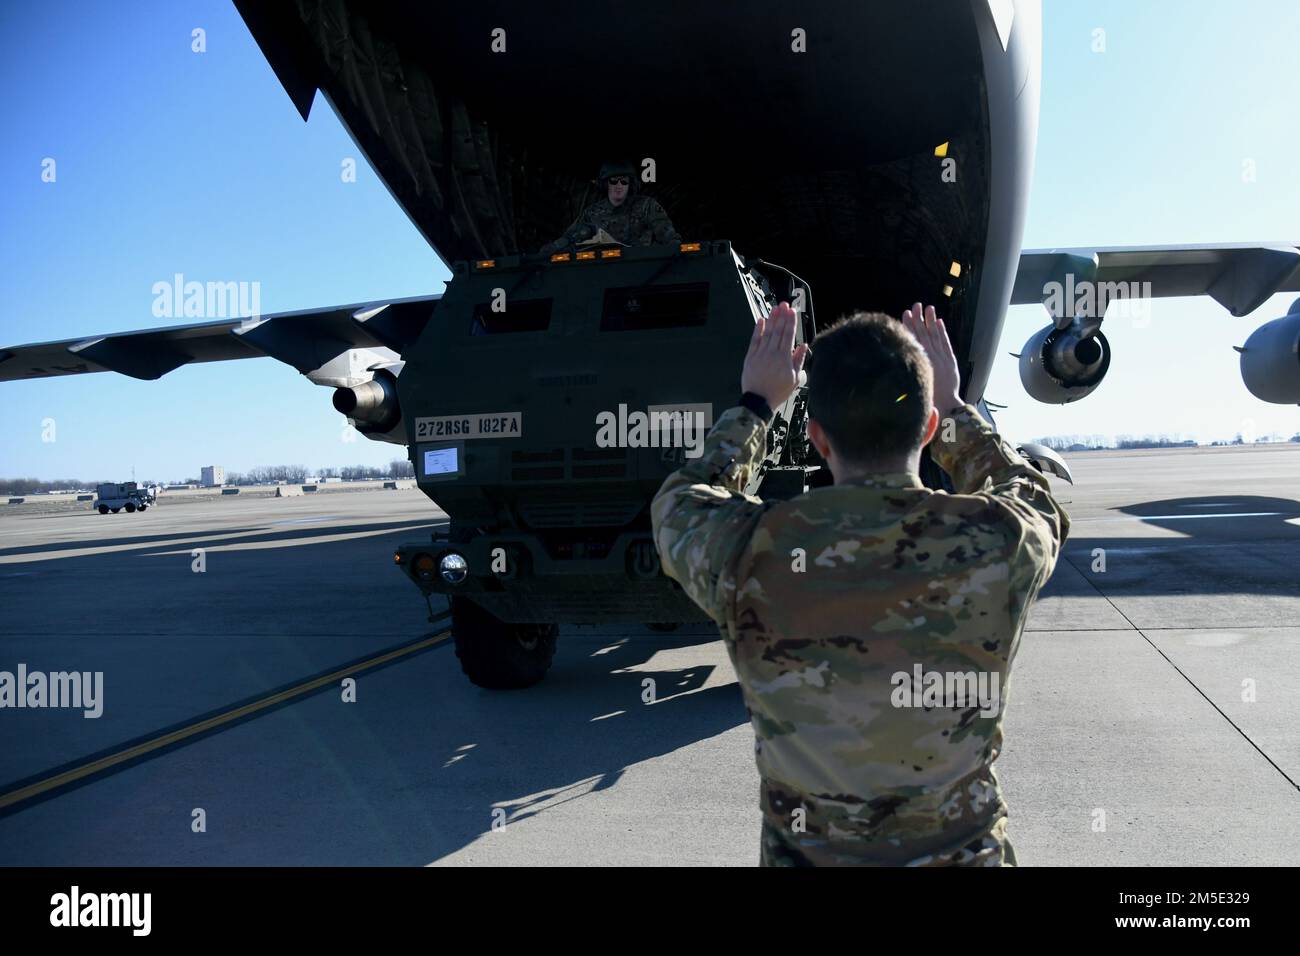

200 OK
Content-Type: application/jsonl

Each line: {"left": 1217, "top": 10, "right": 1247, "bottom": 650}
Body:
{"left": 4, "top": 1, "right": 1299, "bottom": 689}
{"left": 387, "top": 240, "right": 820, "bottom": 687}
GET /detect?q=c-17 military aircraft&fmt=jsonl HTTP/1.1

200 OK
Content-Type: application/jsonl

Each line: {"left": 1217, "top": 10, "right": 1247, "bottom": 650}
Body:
{"left": 3, "top": 0, "right": 1298, "bottom": 689}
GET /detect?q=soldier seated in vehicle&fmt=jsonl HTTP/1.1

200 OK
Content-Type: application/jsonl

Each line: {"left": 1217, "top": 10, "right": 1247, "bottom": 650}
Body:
{"left": 539, "top": 161, "right": 680, "bottom": 255}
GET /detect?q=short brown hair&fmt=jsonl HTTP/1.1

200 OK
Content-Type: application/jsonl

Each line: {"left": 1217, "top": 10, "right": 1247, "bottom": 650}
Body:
{"left": 806, "top": 312, "right": 933, "bottom": 464}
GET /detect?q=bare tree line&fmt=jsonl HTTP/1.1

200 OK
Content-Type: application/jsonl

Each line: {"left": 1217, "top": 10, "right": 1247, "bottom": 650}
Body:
{"left": 219, "top": 459, "right": 416, "bottom": 485}
{"left": 0, "top": 477, "right": 113, "bottom": 496}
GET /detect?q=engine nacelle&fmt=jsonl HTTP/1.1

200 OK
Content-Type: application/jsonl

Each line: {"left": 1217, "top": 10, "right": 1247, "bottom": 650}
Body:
{"left": 1017, "top": 320, "right": 1111, "bottom": 404}
{"left": 332, "top": 365, "right": 406, "bottom": 444}
{"left": 1238, "top": 308, "right": 1300, "bottom": 404}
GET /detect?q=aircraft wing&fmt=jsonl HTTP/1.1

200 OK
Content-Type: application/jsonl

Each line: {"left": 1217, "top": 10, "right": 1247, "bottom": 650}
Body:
{"left": 1012, "top": 242, "right": 1300, "bottom": 318}
{"left": 0, "top": 295, "right": 440, "bottom": 387}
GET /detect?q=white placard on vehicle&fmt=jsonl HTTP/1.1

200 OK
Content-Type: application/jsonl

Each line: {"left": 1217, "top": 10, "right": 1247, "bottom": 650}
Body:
{"left": 423, "top": 447, "right": 459, "bottom": 476}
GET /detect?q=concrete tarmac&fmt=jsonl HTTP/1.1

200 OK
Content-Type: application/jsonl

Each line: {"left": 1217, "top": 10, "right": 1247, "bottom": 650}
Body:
{"left": 1, "top": 445, "right": 1297, "bottom": 865}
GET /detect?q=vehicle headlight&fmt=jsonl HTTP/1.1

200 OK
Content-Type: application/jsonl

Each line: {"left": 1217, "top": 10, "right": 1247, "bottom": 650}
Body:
{"left": 439, "top": 552, "right": 469, "bottom": 584}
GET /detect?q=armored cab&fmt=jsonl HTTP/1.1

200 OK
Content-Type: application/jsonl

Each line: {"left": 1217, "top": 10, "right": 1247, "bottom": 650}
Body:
{"left": 395, "top": 240, "right": 818, "bottom": 687}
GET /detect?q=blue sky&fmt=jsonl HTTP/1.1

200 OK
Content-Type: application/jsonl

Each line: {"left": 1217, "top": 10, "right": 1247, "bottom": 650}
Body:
{"left": 2, "top": 0, "right": 1298, "bottom": 482}
{"left": 991, "top": 0, "right": 1300, "bottom": 445}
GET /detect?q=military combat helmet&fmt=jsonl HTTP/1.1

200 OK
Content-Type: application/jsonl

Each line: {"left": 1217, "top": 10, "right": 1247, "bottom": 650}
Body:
{"left": 598, "top": 160, "right": 638, "bottom": 193}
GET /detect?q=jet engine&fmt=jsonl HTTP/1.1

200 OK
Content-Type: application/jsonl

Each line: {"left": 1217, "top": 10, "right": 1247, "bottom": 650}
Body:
{"left": 1016, "top": 317, "right": 1111, "bottom": 404}
{"left": 332, "top": 365, "right": 405, "bottom": 443}
{"left": 1236, "top": 302, "right": 1300, "bottom": 404}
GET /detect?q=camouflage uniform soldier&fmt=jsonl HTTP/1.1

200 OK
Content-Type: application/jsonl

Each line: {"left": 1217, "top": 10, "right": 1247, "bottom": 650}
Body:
{"left": 651, "top": 302, "right": 1069, "bottom": 866}
{"left": 540, "top": 161, "right": 679, "bottom": 254}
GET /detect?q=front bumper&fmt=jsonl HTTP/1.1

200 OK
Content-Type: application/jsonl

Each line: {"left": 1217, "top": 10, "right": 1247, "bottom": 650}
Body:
{"left": 395, "top": 530, "right": 713, "bottom": 625}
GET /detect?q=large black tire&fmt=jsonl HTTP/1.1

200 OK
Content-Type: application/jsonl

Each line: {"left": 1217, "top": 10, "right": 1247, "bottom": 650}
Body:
{"left": 451, "top": 596, "right": 557, "bottom": 690}
{"left": 124, "top": 502, "right": 136, "bottom": 513}
{"left": 98, "top": 505, "right": 109, "bottom": 515}
{"left": 137, "top": 504, "right": 147, "bottom": 512}
{"left": 111, "top": 508, "right": 120, "bottom": 513}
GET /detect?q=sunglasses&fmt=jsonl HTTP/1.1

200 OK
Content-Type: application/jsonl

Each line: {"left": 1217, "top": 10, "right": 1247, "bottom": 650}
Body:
{"left": 607, "top": 177, "right": 630, "bottom": 186}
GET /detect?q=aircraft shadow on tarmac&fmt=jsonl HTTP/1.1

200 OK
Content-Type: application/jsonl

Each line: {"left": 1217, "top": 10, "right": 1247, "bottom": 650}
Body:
{"left": 231, "top": 624, "right": 751, "bottom": 867}
{"left": 0, "top": 622, "right": 752, "bottom": 866}
{"left": 1047, "top": 494, "right": 1300, "bottom": 599}
{"left": 0, "top": 510, "right": 753, "bottom": 865}
{"left": 0, "top": 515, "right": 455, "bottom": 791}
{"left": 0, "top": 517, "right": 445, "bottom": 561}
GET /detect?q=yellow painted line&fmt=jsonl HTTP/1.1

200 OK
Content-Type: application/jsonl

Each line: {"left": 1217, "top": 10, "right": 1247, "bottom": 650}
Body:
{"left": 0, "top": 628, "right": 451, "bottom": 812}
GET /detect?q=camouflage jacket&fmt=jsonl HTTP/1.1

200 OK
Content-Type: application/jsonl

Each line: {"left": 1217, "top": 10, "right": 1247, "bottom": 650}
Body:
{"left": 540, "top": 195, "right": 679, "bottom": 254}
{"left": 650, "top": 403, "right": 1069, "bottom": 866}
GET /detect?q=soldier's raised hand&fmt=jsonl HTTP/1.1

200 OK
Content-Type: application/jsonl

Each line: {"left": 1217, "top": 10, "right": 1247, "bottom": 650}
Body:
{"left": 902, "top": 302, "right": 963, "bottom": 412}
{"left": 741, "top": 302, "right": 810, "bottom": 409}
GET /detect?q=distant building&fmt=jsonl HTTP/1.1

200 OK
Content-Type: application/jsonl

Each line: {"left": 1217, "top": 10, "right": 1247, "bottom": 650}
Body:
{"left": 200, "top": 465, "right": 225, "bottom": 487}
